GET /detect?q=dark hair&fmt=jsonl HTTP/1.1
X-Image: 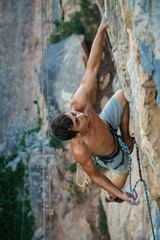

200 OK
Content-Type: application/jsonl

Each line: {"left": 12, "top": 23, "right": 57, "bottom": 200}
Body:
{"left": 51, "top": 113, "right": 79, "bottom": 141}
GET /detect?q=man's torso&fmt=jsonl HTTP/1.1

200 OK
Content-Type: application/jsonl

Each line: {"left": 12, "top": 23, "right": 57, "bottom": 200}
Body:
{"left": 71, "top": 102, "right": 116, "bottom": 158}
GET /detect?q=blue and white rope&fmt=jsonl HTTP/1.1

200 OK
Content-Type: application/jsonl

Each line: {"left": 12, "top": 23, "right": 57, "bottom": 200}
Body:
{"left": 118, "top": 138, "right": 156, "bottom": 240}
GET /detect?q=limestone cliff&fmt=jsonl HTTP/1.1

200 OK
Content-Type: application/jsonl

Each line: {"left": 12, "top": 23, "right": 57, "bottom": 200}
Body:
{"left": 1, "top": 0, "right": 160, "bottom": 239}
{"left": 0, "top": 0, "right": 52, "bottom": 153}
{"left": 0, "top": 1, "right": 100, "bottom": 239}
{"left": 0, "top": 0, "right": 81, "bottom": 154}
{"left": 95, "top": 0, "right": 160, "bottom": 239}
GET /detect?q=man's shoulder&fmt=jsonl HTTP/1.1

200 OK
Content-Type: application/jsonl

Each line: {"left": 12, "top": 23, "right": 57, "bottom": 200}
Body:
{"left": 71, "top": 97, "right": 91, "bottom": 112}
{"left": 70, "top": 83, "right": 98, "bottom": 113}
{"left": 71, "top": 100, "right": 96, "bottom": 119}
{"left": 71, "top": 140, "right": 91, "bottom": 163}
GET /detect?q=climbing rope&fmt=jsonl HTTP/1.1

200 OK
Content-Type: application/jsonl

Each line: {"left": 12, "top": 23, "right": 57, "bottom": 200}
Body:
{"left": 44, "top": 0, "right": 52, "bottom": 238}
{"left": 76, "top": 163, "right": 89, "bottom": 187}
{"left": 118, "top": 138, "right": 156, "bottom": 240}
{"left": 41, "top": 0, "right": 46, "bottom": 239}
{"left": 21, "top": 112, "right": 28, "bottom": 240}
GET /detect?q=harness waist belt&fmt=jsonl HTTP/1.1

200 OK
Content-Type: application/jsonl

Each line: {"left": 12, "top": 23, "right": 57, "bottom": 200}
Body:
{"left": 92, "top": 122, "right": 125, "bottom": 169}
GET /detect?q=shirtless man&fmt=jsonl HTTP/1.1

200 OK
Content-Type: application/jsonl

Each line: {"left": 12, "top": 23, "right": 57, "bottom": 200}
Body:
{"left": 51, "top": 16, "right": 139, "bottom": 205}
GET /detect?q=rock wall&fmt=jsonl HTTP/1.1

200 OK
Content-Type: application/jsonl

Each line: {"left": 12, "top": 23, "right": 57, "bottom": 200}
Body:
{"left": 40, "top": 34, "right": 87, "bottom": 123}
{"left": 95, "top": 0, "right": 160, "bottom": 239}
{"left": 0, "top": 0, "right": 82, "bottom": 154}
{"left": 29, "top": 34, "right": 90, "bottom": 239}
{"left": 0, "top": 0, "right": 51, "bottom": 153}
{"left": 0, "top": 1, "right": 92, "bottom": 239}
{"left": 1, "top": 0, "right": 160, "bottom": 239}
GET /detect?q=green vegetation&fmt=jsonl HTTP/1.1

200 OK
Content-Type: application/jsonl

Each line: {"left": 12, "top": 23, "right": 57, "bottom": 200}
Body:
{"left": 49, "top": 34, "right": 60, "bottom": 44}
{"left": 98, "top": 200, "right": 110, "bottom": 239}
{"left": 0, "top": 89, "right": 66, "bottom": 239}
{"left": 64, "top": 163, "right": 86, "bottom": 204}
{"left": 49, "top": 0, "right": 99, "bottom": 48}
{"left": 17, "top": 100, "right": 43, "bottom": 154}
{"left": 17, "top": 131, "right": 27, "bottom": 152}
{"left": 0, "top": 155, "right": 34, "bottom": 240}
{"left": 49, "top": 134, "right": 63, "bottom": 148}
{"left": 66, "top": 179, "right": 86, "bottom": 204}
{"left": 64, "top": 162, "right": 77, "bottom": 173}
{"left": 33, "top": 100, "right": 42, "bottom": 132}
{"left": 0, "top": 99, "right": 45, "bottom": 239}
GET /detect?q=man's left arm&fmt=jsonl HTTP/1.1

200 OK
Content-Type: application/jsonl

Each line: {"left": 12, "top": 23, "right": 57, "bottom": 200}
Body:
{"left": 81, "top": 16, "right": 108, "bottom": 96}
{"left": 71, "top": 16, "right": 108, "bottom": 110}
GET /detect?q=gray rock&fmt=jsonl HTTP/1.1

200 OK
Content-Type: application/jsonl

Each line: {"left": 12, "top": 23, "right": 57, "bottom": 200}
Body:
{"left": 39, "top": 34, "right": 87, "bottom": 122}
{"left": 34, "top": 227, "right": 44, "bottom": 240}
{"left": 96, "top": 0, "right": 160, "bottom": 239}
{"left": 0, "top": 1, "right": 38, "bottom": 153}
{"left": 112, "top": 74, "right": 122, "bottom": 93}
{"left": 0, "top": 142, "right": 7, "bottom": 155}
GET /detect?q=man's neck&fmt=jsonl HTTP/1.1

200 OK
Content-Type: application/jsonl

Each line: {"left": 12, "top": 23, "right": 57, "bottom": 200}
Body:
{"left": 79, "top": 122, "right": 91, "bottom": 137}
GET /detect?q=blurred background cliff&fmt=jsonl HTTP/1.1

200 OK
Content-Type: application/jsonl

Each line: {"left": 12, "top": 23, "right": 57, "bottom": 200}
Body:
{"left": 0, "top": 0, "right": 160, "bottom": 239}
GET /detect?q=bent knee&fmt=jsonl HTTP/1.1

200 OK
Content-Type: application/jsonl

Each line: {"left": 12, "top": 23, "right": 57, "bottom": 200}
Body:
{"left": 113, "top": 89, "right": 128, "bottom": 109}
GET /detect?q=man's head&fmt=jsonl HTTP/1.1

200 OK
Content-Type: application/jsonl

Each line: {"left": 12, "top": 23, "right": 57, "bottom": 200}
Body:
{"left": 51, "top": 111, "right": 89, "bottom": 141}
{"left": 51, "top": 113, "right": 78, "bottom": 141}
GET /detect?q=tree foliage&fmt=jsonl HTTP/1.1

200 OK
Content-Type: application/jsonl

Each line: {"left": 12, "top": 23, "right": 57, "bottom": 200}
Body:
{"left": 49, "top": 0, "right": 100, "bottom": 48}
{"left": 0, "top": 156, "right": 34, "bottom": 240}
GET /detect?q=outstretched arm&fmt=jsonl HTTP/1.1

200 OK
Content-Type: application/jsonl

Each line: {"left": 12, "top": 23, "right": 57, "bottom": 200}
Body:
{"left": 76, "top": 154, "right": 139, "bottom": 205}
{"left": 71, "top": 16, "right": 109, "bottom": 110}
{"left": 81, "top": 16, "right": 108, "bottom": 95}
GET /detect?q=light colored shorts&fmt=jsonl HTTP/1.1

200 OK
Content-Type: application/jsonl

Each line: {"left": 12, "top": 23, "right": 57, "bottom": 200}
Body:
{"left": 93, "top": 96, "right": 129, "bottom": 174}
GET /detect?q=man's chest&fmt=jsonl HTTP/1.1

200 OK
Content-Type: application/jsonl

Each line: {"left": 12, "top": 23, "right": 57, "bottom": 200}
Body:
{"left": 85, "top": 123, "right": 114, "bottom": 155}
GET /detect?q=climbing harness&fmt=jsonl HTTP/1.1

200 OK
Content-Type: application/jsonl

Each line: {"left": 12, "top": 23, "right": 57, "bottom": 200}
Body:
{"left": 76, "top": 163, "right": 89, "bottom": 187}
{"left": 119, "top": 138, "right": 156, "bottom": 240}
{"left": 93, "top": 124, "right": 125, "bottom": 169}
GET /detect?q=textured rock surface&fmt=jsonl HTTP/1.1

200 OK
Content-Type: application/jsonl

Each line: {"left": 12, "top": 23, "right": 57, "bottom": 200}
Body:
{"left": 0, "top": 0, "right": 54, "bottom": 153}
{"left": 1, "top": 0, "right": 160, "bottom": 239}
{"left": 40, "top": 34, "right": 87, "bottom": 123}
{"left": 0, "top": 0, "right": 82, "bottom": 153}
{"left": 0, "top": 1, "right": 100, "bottom": 239}
{"left": 62, "top": 0, "right": 81, "bottom": 21}
{"left": 95, "top": 0, "right": 160, "bottom": 239}
{"left": 29, "top": 143, "right": 100, "bottom": 240}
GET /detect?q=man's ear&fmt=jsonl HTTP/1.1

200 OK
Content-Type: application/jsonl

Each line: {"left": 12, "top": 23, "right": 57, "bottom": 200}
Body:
{"left": 74, "top": 132, "right": 80, "bottom": 139}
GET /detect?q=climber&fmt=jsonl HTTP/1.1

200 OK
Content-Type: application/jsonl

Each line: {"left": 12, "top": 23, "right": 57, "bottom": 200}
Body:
{"left": 51, "top": 15, "right": 139, "bottom": 205}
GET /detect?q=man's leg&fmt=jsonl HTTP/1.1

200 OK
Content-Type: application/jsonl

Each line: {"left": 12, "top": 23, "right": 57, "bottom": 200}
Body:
{"left": 113, "top": 89, "right": 133, "bottom": 149}
{"left": 112, "top": 171, "right": 129, "bottom": 189}
{"left": 106, "top": 171, "right": 129, "bottom": 200}
{"left": 111, "top": 171, "right": 129, "bottom": 197}
{"left": 108, "top": 89, "right": 132, "bottom": 200}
